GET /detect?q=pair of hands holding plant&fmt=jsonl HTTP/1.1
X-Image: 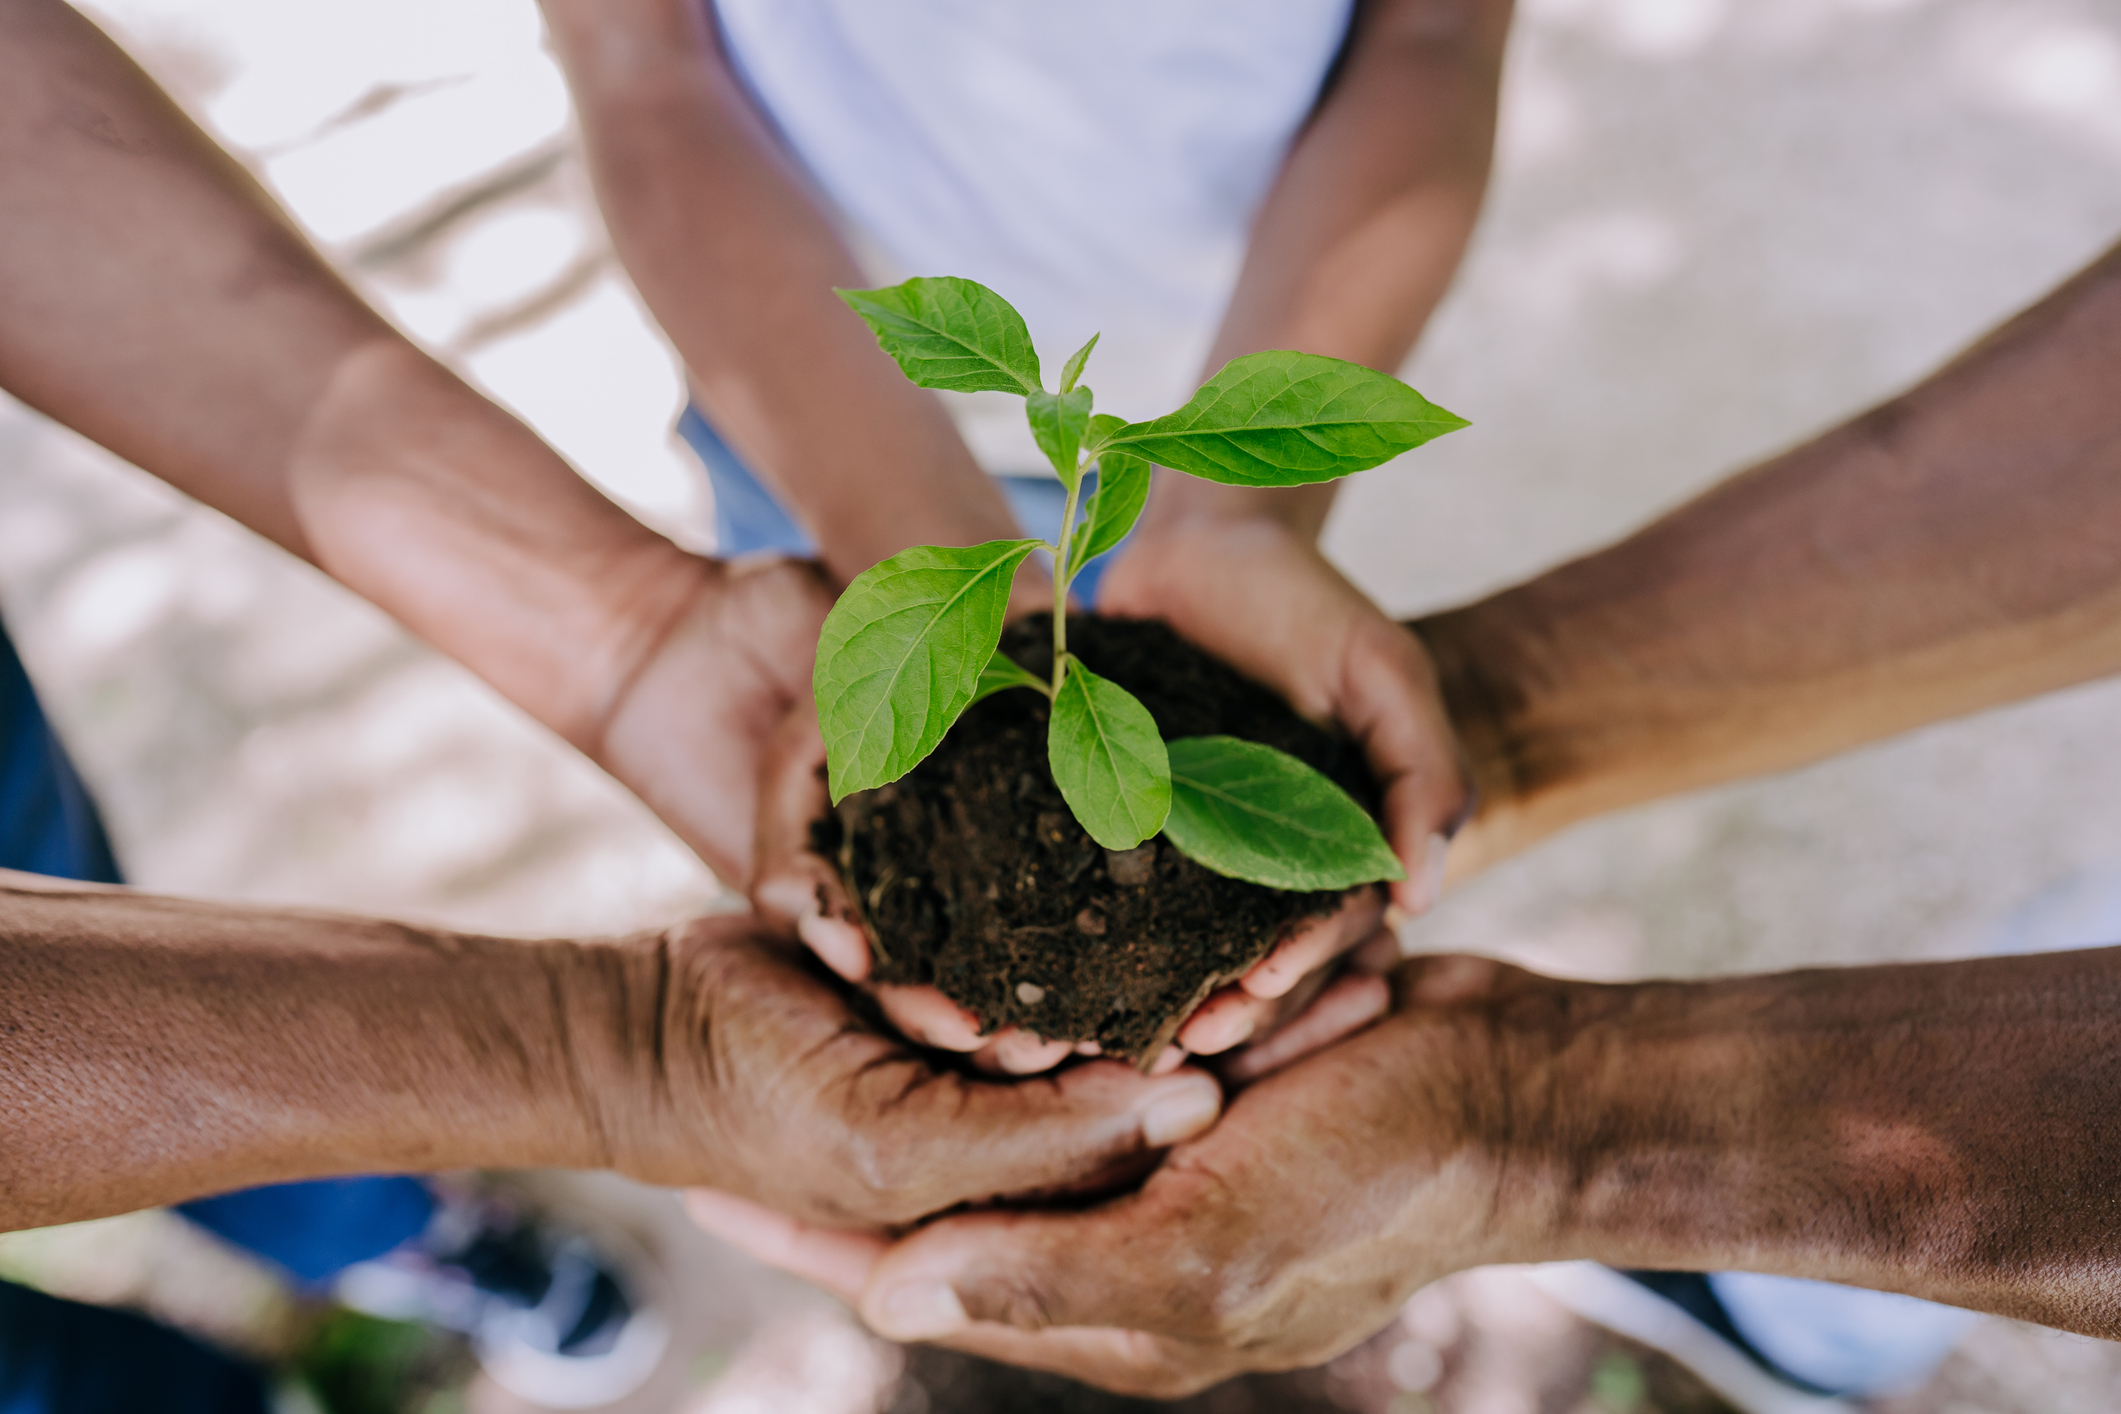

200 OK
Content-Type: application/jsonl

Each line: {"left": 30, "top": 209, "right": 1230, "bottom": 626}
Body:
{"left": 744, "top": 278, "right": 1475, "bottom": 1076}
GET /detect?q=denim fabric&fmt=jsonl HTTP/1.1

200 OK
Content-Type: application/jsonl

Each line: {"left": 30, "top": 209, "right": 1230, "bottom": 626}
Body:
{"left": 178, "top": 1178, "right": 436, "bottom": 1287}
{"left": 0, "top": 621, "right": 119, "bottom": 887}
{"left": 0, "top": 1284, "right": 268, "bottom": 1414}
{"left": 678, "top": 402, "right": 1129, "bottom": 603}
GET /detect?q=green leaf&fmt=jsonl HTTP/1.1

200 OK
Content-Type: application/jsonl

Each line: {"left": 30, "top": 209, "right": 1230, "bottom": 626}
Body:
{"left": 836, "top": 277, "right": 1041, "bottom": 395}
{"left": 1162, "top": 735, "right": 1406, "bottom": 890}
{"left": 815, "top": 538, "right": 1042, "bottom": 801}
{"left": 1058, "top": 332, "right": 1100, "bottom": 393}
{"left": 1068, "top": 446, "right": 1151, "bottom": 569}
{"left": 1103, "top": 351, "right": 1468, "bottom": 487}
{"left": 1026, "top": 386, "right": 1094, "bottom": 489}
{"left": 1081, "top": 412, "right": 1126, "bottom": 457}
{"left": 1048, "top": 662, "right": 1171, "bottom": 850}
{"left": 970, "top": 648, "right": 1048, "bottom": 706}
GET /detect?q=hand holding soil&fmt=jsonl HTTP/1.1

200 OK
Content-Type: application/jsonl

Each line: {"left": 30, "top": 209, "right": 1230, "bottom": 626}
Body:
{"left": 604, "top": 914, "right": 1226, "bottom": 1227}
{"left": 685, "top": 952, "right": 1552, "bottom": 1399}
{"left": 754, "top": 277, "right": 1470, "bottom": 1068}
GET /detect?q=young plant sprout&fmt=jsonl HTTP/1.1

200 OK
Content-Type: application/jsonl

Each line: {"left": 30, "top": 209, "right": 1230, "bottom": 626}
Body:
{"left": 817, "top": 276, "right": 1467, "bottom": 891}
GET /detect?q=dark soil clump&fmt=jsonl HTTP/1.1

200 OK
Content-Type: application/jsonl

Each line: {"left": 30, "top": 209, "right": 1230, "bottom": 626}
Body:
{"left": 826, "top": 614, "right": 1380, "bottom": 1063}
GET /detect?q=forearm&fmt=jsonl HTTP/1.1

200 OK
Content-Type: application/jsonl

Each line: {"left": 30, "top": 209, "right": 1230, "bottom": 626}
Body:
{"left": 0, "top": 1, "right": 702, "bottom": 755}
{"left": 1424, "top": 239, "right": 2121, "bottom": 871}
{"left": 1512, "top": 948, "right": 2121, "bottom": 1334}
{"left": 1138, "top": 0, "right": 1509, "bottom": 541}
{"left": 541, "top": 0, "right": 1019, "bottom": 581}
{"left": 0, "top": 869, "right": 647, "bottom": 1230}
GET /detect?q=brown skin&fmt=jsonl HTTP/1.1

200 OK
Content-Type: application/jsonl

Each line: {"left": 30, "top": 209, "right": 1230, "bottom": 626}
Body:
{"left": 709, "top": 946, "right": 2121, "bottom": 1396}
{"left": 0, "top": 870, "right": 1223, "bottom": 1231}
{"left": 666, "top": 0, "right": 1508, "bottom": 1058}
{"left": 536, "top": 0, "right": 1026, "bottom": 591}
{"left": 0, "top": 0, "right": 1227, "bottom": 1228}
{"left": 693, "top": 239, "right": 2121, "bottom": 1392}
{"left": 1429, "top": 237, "right": 2121, "bottom": 877}
{"left": 0, "top": 0, "right": 824, "bottom": 884}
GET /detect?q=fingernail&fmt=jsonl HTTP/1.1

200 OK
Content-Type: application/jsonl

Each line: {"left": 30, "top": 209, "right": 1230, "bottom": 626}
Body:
{"left": 1183, "top": 1003, "right": 1256, "bottom": 1055}
{"left": 1140, "top": 1074, "right": 1221, "bottom": 1146}
{"left": 877, "top": 1282, "right": 967, "bottom": 1341}
{"left": 1408, "top": 833, "right": 1450, "bottom": 914}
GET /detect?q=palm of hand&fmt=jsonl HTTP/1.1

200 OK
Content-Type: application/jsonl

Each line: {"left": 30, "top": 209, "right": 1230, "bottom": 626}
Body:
{"left": 1094, "top": 518, "right": 1472, "bottom": 1056}
{"left": 597, "top": 555, "right": 835, "bottom": 885}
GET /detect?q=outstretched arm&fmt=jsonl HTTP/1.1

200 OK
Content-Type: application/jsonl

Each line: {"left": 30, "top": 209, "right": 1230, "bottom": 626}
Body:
{"left": 1427, "top": 237, "right": 2121, "bottom": 876}
{"left": 1128, "top": 0, "right": 1512, "bottom": 545}
{"left": 1092, "top": 0, "right": 1512, "bottom": 1047}
{"left": 538, "top": 0, "right": 1024, "bottom": 584}
{"left": 0, "top": 0, "right": 825, "bottom": 879}
{"left": 707, "top": 943, "right": 2121, "bottom": 1397}
{"left": 0, "top": 868, "right": 1223, "bottom": 1233}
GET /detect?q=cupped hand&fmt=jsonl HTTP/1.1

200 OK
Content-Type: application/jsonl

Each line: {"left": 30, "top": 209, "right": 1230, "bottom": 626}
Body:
{"left": 593, "top": 912, "right": 1227, "bottom": 1228}
{"left": 1096, "top": 516, "right": 1472, "bottom": 1059}
{"left": 686, "top": 954, "right": 1573, "bottom": 1398}
{"left": 748, "top": 697, "right": 1100, "bottom": 1074}
{"left": 591, "top": 552, "right": 836, "bottom": 887}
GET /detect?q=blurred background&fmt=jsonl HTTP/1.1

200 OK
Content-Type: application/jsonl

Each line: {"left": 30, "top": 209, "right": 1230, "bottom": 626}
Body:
{"left": 4, "top": 0, "right": 2121, "bottom": 1409}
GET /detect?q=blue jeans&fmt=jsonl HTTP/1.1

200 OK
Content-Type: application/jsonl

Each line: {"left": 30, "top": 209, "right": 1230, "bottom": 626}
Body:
{"left": 677, "top": 404, "right": 1128, "bottom": 602}
{"left": 1, "top": 613, "right": 435, "bottom": 1405}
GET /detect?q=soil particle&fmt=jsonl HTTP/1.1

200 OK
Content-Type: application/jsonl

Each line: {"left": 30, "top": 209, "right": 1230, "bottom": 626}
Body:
{"left": 827, "top": 614, "right": 1380, "bottom": 1062}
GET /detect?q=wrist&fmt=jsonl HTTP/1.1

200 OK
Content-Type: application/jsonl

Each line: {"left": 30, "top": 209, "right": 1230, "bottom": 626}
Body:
{"left": 539, "top": 925, "right": 708, "bottom": 1185}
{"left": 1407, "top": 582, "right": 1621, "bottom": 879}
{"left": 1528, "top": 968, "right": 1956, "bottom": 1285}
{"left": 288, "top": 339, "right": 713, "bottom": 752}
{"left": 1380, "top": 960, "right": 1639, "bottom": 1269}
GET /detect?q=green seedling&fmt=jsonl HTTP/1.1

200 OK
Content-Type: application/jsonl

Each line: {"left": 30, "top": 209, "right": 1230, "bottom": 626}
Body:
{"left": 816, "top": 276, "right": 1467, "bottom": 890}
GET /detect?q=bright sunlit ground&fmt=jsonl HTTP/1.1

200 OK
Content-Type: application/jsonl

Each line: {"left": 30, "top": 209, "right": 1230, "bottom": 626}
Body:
{"left": 5, "top": 0, "right": 2121, "bottom": 1409}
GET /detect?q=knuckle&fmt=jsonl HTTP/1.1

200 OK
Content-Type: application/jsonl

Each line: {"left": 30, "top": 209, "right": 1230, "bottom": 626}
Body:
{"left": 833, "top": 1125, "right": 922, "bottom": 1220}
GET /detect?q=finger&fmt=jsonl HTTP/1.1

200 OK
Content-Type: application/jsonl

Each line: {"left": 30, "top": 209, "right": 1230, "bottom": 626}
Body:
{"left": 1176, "top": 986, "right": 1267, "bottom": 1055}
{"left": 749, "top": 704, "right": 873, "bottom": 982}
{"left": 1148, "top": 1043, "right": 1189, "bottom": 1075}
{"left": 859, "top": 1199, "right": 1202, "bottom": 1345}
{"left": 752, "top": 861, "right": 869, "bottom": 981}
{"left": 852, "top": 1060, "right": 1223, "bottom": 1219}
{"left": 875, "top": 984, "right": 988, "bottom": 1051}
{"left": 971, "top": 1029, "right": 1078, "bottom": 1074}
{"left": 684, "top": 1188, "right": 885, "bottom": 1302}
{"left": 1221, "top": 971, "right": 1390, "bottom": 1084}
{"left": 1352, "top": 921, "right": 1412, "bottom": 974}
{"left": 1238, "top": 887, "right": 1385, "bottom": 999}
{"left": 1336, "top": 622, "right": 1469, "bottom": 914}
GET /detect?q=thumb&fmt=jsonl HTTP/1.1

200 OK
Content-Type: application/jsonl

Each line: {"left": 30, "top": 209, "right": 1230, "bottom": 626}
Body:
{"left": 749, "top": 701, "right": 873, "bottom": 981}
{"left": 1337, "top": 619, "right": 1469, "bottom": 914}
{"left": 849, "top": 1061, "right": 1223, "bottom": 1220}
{"left": 858, "top": 1197, "right": 1192, "bottom": 1344}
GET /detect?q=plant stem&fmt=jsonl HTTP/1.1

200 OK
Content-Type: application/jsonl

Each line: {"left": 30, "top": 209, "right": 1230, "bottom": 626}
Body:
{"left": 1049, "top": 462, "right": 1086, "bottom": 696}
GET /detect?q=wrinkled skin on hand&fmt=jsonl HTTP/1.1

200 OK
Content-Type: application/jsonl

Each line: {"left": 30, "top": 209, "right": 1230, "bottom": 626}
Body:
{"left": 750, "top": 517, "right": 1469, "bottom": 1071}
{"left": 592, "top": 913, "right": 1227, "bottom": 1228}
{"left": 686, "top": 954, "right": 1559, "bottom": 1397}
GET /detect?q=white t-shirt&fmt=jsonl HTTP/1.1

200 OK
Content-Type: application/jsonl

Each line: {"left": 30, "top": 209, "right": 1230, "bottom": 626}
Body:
{"left": 712, "top": 0, "right": 1355, "bottom": 475}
